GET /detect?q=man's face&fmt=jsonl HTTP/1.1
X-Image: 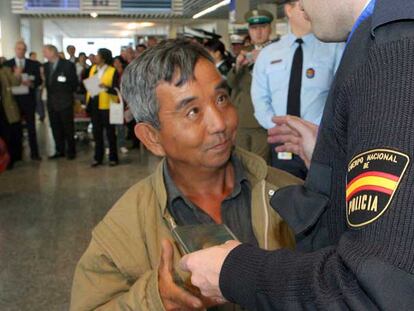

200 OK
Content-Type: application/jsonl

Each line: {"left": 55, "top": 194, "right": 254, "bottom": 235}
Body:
{"left": 43, "top": 48, "right": 54, "bottom": 61}
{"left": 285, "top": 1, "right": 312, "bottom": 34}
{"left": 248, "top": 24, "right": 271, "bottom": 45}
{"left": 67, "top": 46, "right": 75, "bottom": 56}
{"left": 299, "top": 0, "right": 354, "bottom": 42}
{"left": 15, "top": 43, "right": 26, "bottom": 59}
{"left": 231, "top": 43, "right": 243, "bottom": 56}
{"left": 156, "top": 58, "right": 238, "bottom": 170}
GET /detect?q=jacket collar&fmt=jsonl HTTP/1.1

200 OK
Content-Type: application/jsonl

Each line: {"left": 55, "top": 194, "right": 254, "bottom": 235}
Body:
{"left": 151, "top": 146, "right": 268, "bottom": 217}
{"left": 371, "top": 0, "right": 414, "bottom": 35}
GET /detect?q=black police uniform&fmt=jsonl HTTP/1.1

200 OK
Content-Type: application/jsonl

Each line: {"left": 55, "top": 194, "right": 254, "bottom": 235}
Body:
{"left": 219, "top": 0, "right": 414, "bottom": 309}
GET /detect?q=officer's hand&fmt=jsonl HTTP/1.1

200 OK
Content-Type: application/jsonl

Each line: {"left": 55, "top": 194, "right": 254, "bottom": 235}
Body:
{"left": 180, "top": 240, "right": 240, "bottom": 302}
{"left": 235, "top": 51, "right": 250, "bottom": 70}
{"left": 268, "top": 115, "right": 319, "bottom": 168}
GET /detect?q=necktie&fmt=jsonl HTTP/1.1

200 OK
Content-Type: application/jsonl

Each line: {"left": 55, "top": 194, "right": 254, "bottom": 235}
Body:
{"left": 287, "top": 38, "right": 303, "bottom": 117}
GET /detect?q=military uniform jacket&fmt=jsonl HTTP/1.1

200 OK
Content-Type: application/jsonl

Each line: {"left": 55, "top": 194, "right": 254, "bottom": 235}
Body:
{"left": 219, "top": 0, "right": 414, "bottom": 309}
{"left": 227, "top": 46, "right": 262, "bottom": 129}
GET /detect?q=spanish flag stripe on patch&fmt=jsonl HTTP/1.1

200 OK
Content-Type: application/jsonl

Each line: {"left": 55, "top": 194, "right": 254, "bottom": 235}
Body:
{"left": 347, "top": 171, "right": 399, "bottom": 186}
{"left": 346, "top": 185, "right": 394, "bottom": 202}
{"left": 346, "top": 176, "right": 397, "bottom": 200}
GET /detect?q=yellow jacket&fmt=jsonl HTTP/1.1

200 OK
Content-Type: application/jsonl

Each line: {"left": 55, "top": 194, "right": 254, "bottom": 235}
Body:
{"left": 86, "top": 65, "right": 118, "bottom": 110}
{"left": 70, "top": 148, "right": 302, "bottom": 311}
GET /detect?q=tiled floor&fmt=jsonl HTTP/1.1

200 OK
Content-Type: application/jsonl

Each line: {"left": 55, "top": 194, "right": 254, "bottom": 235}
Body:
{"left": 0, "top": 121, "right": 159, "bottom": 310}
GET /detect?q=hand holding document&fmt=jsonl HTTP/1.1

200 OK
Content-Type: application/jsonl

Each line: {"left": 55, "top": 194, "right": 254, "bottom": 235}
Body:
{"left": 83, "top": 75, "right": 102, "bottom": 97}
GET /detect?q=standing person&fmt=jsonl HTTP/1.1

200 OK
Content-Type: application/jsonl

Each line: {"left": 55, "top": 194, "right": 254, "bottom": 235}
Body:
{"left": 43, "top": 44, "right": 78, "bottom": 160}
{"left": 0, "top": 63, "right": 23, "bottom": 169}
{"left": 180, "top": 0, "right": 414, "bottom": 309}
{"left": 29, "top": 51, "right": 38, "bottom": 61}
{"left": 251, "top": 0, "right": 344, "bottom": 179}
{"left": 229, "top": 34, "right": 244, "bottom": 58}
{"left": 135, "top": 44, "right": 147, "bottom": 58}
{"left": 4, "top": 40, "right": 42, "bottom": 160}
{"left": 228, "top": 10, "right": 276, "bottom": 162}
{"left": 204, "top": 39, "right": 233, "bottom": 79}
{"left": 66, "top": 45, "right": 77, "bottom": 63}
{"left": 86, "top": 48, "right": 119, "bottom": 167}
{"left": 113, "top": 56, "right": 128, "bottom": 154}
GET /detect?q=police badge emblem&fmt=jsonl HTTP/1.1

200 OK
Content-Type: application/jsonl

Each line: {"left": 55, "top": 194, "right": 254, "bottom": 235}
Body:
{"left": 346, "top": 149, "right": 410, "bottom": 228}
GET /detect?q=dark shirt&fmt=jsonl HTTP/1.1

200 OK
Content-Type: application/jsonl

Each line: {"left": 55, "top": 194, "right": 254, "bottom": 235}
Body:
{"left": 163, "top": 154, "right": 258, "bottom": 246}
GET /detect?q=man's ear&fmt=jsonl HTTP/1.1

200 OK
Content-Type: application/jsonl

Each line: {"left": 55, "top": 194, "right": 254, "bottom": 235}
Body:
{"left": 284, "top": 4, "right": 292, "bottom": 19}
{"left": 134, "top": 123, "right": 166, "bottom": 157}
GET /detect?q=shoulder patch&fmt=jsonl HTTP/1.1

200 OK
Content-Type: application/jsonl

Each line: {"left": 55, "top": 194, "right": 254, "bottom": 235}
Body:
{"left": 346, "top": 149, "right": 410, "bottom": 228}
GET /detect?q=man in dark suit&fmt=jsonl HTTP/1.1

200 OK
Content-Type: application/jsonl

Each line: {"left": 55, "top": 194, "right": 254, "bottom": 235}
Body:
{"left": 4, "top": 40, "right": 42, "bottom": 160}
{"left": 43, "top": 44, "right": 78, "bottom": 160}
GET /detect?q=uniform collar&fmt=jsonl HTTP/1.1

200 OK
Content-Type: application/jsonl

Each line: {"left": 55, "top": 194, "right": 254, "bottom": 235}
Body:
{"left": 287, "top": 31, "right": 315, "bottom": 47}
{"left": 371, "top": 0, "right": 414, "bottom": 36}
{"left": 347, "top": 0, "right": 375, "bottom": 43}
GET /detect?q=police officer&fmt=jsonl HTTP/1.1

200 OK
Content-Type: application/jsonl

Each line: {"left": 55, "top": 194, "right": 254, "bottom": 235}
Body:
{"left": 251, "top": 0, "right": 344, "bottom": 179}
{"left": 180, "top": 0, "right": 414, "bottom": 309}
{"left": 228, "top": 9, "right": 276, "bottom": 161}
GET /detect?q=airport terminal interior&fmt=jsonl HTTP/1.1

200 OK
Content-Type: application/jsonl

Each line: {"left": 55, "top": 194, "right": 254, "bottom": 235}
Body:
{"left": 1, "top": 0, "right": 413, "bottom": 310}
{"left": 0, "top": 1, "right": 287, "bottom": 309}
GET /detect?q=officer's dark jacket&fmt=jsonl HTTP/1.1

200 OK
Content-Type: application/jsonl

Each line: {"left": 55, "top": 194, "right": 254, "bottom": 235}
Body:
{"left": 219, "top": 0, "right": 414, "bottom": 309}
{"left": 44, "top": 59, "right": 78, "bottom": 111}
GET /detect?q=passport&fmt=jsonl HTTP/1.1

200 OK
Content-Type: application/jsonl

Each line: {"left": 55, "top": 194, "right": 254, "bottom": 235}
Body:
{"left": 172, "top": 223, "right": 238, "bottom": 254}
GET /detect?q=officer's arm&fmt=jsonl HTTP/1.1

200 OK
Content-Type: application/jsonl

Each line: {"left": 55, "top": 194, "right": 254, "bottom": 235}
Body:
{"left": 251, "top": 51, "right": 275, "bottom": 129}
{"left": 219, "top": 27, "right": 414, "bottom": 310}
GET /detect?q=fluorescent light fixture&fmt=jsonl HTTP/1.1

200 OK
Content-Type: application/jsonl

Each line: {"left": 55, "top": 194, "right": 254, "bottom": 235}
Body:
{"left": 126, "top": 22, "right": 155, "bottom": 29}
{"left": 192, "top": 0, "right": 230, "bottom": 19}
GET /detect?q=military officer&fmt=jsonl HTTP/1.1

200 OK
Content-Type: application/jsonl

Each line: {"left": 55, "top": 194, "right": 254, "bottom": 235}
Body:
{"left": 228, "top": 9, "right": 276, "bottom": 161}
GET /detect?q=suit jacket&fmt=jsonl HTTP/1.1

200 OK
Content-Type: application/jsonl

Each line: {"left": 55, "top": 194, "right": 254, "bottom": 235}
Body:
{"left": 4, "top": 58, "right": 41, "bottom": 105}
{"left": 44, "top": 59, "right": 78, "bottom": 112}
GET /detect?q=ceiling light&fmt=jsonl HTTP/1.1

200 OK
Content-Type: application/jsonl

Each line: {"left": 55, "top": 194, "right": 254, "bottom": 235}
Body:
{"left": 192, "top": 0, "right": 230, "bottom": 19}
{"left": 127, "top": 22, "right": 155, "bottom": 29}
{"left": 90, "top": 12, "right": 98, "bottom": 18}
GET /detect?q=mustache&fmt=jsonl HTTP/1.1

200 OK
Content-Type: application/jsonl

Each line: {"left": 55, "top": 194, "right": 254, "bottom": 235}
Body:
{"left": 204, "top": 133, "right": 233, "bottom": 150}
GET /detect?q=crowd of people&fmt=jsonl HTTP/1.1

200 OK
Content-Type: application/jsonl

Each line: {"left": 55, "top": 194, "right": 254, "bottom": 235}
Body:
{"left": 0, "top": 39, "right": 151, "bottom": 170}
{"left": 2, "top": 0, "right": 413, "bottom": 309}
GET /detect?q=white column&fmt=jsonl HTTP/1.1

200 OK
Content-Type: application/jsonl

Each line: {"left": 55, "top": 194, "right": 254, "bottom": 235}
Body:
{"left": 0, "top": 1, "right": 21, "bottom": 58}
{"left": 215, "top": 20, "right": 230, "bottom": 49}
{"left": 169, "top": 23, "right": 178, "bottom": 39}
{"left": 29, "top": 18, "right": 44, "bottom": 59}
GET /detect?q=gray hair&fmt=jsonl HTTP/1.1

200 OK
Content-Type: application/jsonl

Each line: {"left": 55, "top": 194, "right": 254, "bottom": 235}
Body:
{"left": 44, "top": 44, "right": 58, "bottom": 55}
{"left": 121, "top": 39, "right": 214, "bottom": 129}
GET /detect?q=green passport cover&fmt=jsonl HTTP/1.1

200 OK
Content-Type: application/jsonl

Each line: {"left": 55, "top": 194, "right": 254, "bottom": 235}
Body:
{"left": 172, "top": 223, "right": 238, "bottom": 254}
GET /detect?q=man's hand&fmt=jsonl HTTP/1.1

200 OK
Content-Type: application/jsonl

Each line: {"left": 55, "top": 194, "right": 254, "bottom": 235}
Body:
{"left": 180, "top": 240, "right": 241, "bottom": 302}
{"left": 158, "top": 240, "right": 204, "bottom": 311}
{"left": 268, "top": 115, "right": 319, "bottom": 169}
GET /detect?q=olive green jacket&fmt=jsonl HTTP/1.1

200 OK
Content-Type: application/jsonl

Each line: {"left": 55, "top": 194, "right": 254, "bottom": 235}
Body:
{"left": 227, "top": 56, "right": 261, "bottom": 129}
{"left": 70, "top": 148, "right": 302, "bottom": 311}
{"left": 0, "top": 67, "right": 21, "bottom": 124}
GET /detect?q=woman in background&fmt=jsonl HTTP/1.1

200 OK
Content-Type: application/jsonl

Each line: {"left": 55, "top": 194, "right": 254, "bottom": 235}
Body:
{"left": 86, "top": 48, "right": 119, "bottom": 167}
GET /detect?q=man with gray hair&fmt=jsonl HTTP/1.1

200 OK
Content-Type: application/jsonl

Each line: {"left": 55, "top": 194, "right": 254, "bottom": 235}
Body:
{"left": 180, "top": 0, "right": 414, "bottom": 309}
{"left": 70, "top": 39, "right": 300, "bottom": 310}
